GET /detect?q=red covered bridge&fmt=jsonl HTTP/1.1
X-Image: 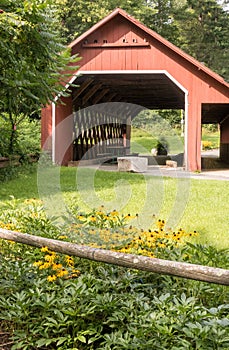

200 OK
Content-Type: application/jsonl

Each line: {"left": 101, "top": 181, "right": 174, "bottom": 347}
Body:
{"left": 41, "top": 8, "right": 229, "bottom": 171}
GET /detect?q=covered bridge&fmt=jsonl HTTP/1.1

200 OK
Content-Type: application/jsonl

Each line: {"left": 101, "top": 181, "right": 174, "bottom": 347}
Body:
{"left": 41, "top": 8, "right": 229, "bottom": 171}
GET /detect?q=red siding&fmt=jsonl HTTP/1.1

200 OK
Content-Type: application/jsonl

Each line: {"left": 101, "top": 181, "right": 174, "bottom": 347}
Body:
{"left": 55, "top": 96, "right": 73, "bottom": 165}
{"left": 41, "top": 104, "right": 52, "bottom": 151}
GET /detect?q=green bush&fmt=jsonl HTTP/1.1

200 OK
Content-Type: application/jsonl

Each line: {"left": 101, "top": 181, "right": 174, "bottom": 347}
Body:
{"left": 0, "top": 116, "right": 40, "bottom": 182}
{"left": 0, "top": 117, "right": 40, "bottom": 157}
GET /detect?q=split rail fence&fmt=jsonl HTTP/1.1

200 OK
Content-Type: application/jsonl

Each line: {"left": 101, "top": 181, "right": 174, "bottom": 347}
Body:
{"left": 0, "top": 228, "right": 228, "bottom": 286}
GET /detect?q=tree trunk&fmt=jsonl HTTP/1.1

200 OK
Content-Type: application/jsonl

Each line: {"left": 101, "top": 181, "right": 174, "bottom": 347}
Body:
{"left": 8, "top": 112, "right": 16, "bottom": 155}
{"left": 0, "top": 228, "right": 228, "bottom": 285}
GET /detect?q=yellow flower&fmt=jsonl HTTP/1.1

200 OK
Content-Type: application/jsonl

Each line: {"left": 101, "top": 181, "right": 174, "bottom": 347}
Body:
{"left": 52, "top": 263, "right": 63, "bottom": 270}
{"left": 56, "top": 269, "right": 68, "bottom": 277}
{"left": 111, "top": 210, "right": 119, "bottom": 216}
{"left": 41, "top": 246, "right": 49, "bottom": 253}
{"left": 44, "top": 254, "right": 56, "bottom": 263}
{"left": 65, "top": 255, "right": 74, "bottom": 267}
{"left": 47, "top": 275, "right": 57, "bottom": 282}
{"left": 58, "top": 235, "right": 68, "bottom": 240}
{"left": 68, "top": 269, "right": 81, "bottom": 278}
{"left": 125, "top": 214, "right": 136, "bottom": 220}
{"left": 39, "top": 262, "right": 51, "bottom": 270}
{"left": 96, "top": 211, "right": 104, "bottom": 216}
{"left": 33, "top": 261, "right": 43, "bottom": 267}
{"left": 156, "top": 219, "right": 165, "bottom": 230}
{"left": 157, "top": 243, "right": 166, "bottom": 248}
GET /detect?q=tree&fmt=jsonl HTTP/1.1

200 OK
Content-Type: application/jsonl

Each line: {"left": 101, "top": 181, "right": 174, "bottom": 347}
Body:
{"left": 0, "top": 0, "right": 79, "bottom": 155}
{"left": 175, "top": 0, "right": 229, "bottom": 81}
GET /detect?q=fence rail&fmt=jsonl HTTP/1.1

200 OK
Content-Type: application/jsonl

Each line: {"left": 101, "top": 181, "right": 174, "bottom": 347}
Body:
{"left": 0, "top": 155, "right": 38, "bottom": 168}
{"left": 0, "top": 228, "right": 228, "bottom": 286}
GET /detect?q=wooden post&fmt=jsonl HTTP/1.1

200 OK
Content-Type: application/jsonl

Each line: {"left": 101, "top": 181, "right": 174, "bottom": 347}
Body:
{"left": 0, "top": 228, "right": 228, "bottom": 286}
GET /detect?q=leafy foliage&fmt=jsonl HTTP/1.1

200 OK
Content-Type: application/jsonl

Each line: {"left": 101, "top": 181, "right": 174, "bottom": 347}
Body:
{"left": 0, "top": 0, "right": 80, "bottom": 153}
{"left": 0, "top": 199, "right": 229, "bottom": 348}
{"left": 175, "top": 0, "right": 229, "bottom": 80}
{"left": 0, "top": 0, "right": 78, "bottom": 112}
{"left": 0, "top": 242, "right": 228, "bottom": 349}
{"left": 0, "top": 117, "right": 40, "bottom": 157}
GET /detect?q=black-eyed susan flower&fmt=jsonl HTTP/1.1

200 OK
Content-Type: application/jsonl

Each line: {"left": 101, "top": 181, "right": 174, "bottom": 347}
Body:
{"left": 39, "top": 262, "right": 51, "bottom": 270}
{"left": 44, "top": 254, "right": 56, "bottom": 263}
{"left": 56, "top": 269, "right": 68, "bottom": 278}
{"left": 41, "top": 246, "right": 50, "bottom": 253}
{"left": 47, "top": 275, "right": 57, "bottom": 282}
{"left": 52, "top": 263, "right": 63, "bottom": 270}
{"left": 65, "top": 255, "right": 74, "bottom": 267}
{"left": 33, "top": 261, "right": 43, "bottom": 267}
{"left": 58, "top": 235, "right": 68, "bottom": 240}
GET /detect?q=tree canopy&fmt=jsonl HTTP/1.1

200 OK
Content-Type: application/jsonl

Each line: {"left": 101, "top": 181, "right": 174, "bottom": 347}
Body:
{"left": 0, "top": 0, "right": 79, "bottom": 153}
{"left": 0, "top": 0, "right": 79, "bottom": 115}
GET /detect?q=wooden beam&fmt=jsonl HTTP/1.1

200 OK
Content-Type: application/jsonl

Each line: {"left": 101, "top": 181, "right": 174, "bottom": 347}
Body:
{"left": 82, "top": 83, "right": 102, "bottom": 105}
{"left": 92, "top": 88, "right": 110, "bottom": 104}
{"left": 0, "top": 228, "right": 228, "bottom": 286}
{"left": 105, "top": 92, "right": 118, "bottom": 102}
{"left": 81, "top": 42, "right": 150, "bottom": 48}
{"left": 72, "top": 78, "right": 94, "bottom": 102}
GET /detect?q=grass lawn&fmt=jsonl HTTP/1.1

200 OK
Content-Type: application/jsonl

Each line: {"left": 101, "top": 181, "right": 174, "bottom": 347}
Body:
{"left": 131, "top": 127, "right": 157, "bottom": 153}
{"left": 202, "top": 128, "right": 220, "bottom": 149}
{"left": 131, "top": 127, "right": 220, "bottom": 154}
{"left": 131, "top": 127, "right": 185, "bottom": 155}
{"left": 0, "top": 165, "right": 228, "bottom": 249}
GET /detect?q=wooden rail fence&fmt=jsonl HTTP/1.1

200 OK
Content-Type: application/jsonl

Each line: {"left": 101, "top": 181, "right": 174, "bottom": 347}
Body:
{"left": 0, "top": 228, "right": 228, "bottom": 286}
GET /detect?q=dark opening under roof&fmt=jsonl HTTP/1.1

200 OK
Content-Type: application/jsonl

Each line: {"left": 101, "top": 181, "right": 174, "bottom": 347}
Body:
{"left": 72, "top": 72, "right": 185, "bottom": 110}
{"left": 202, "top": 103, "right": 229, "bottom": 124}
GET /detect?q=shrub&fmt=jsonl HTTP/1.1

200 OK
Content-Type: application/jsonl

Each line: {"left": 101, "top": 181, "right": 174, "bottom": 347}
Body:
{"left": 0, "top": 117, "right": 40, "bottom": 157}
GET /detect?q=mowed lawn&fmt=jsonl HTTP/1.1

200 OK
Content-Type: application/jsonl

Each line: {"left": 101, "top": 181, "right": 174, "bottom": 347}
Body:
{"left": 0, "top": 165, "right": 228, "bottom": 249}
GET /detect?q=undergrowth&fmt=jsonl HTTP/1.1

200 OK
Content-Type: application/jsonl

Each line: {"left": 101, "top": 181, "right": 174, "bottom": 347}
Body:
{"left": 0, "top": 200, "right": 228, "bottom": 349}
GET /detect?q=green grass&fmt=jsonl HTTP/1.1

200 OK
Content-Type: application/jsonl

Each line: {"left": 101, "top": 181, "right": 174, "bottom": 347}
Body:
{"left": 0, "top": 165, "right": 228, "bottom": 249}
{"left": 130, "top": 127, "right": 156, "bottom": 153}
{"left": 202, "top": 129, "right": 220, "bottom": 149}
{"left": 131, "top": 127, "right": 220, "bottom": 154}
{"left": 131, "top": 127, "right": 184, "bottom": 154}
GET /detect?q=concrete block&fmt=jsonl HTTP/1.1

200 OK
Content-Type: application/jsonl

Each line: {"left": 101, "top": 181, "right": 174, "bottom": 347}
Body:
{"left": 118, "top": 157, "right": 148, "bottom": 173}
{"left": 166, "top": 160, "right": 177, "bottom": 168}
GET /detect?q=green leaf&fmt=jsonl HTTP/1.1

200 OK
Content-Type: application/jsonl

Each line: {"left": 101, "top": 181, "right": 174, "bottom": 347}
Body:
{"left": 56, "top": 337, "right": 68, "bottom": 346}
{"left": 77, "top": 335, "right": 87, "bottom": 343}
{"left": 36, "top": 338, "right": 54, "bottom": 347}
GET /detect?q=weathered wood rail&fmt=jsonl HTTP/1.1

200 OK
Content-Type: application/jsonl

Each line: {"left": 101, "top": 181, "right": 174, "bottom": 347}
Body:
{"left": 0, "top": 155, "right": 38, "bottom": 168}
{"left": 0, "top": 228, "right": 228, "bottom": 286}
